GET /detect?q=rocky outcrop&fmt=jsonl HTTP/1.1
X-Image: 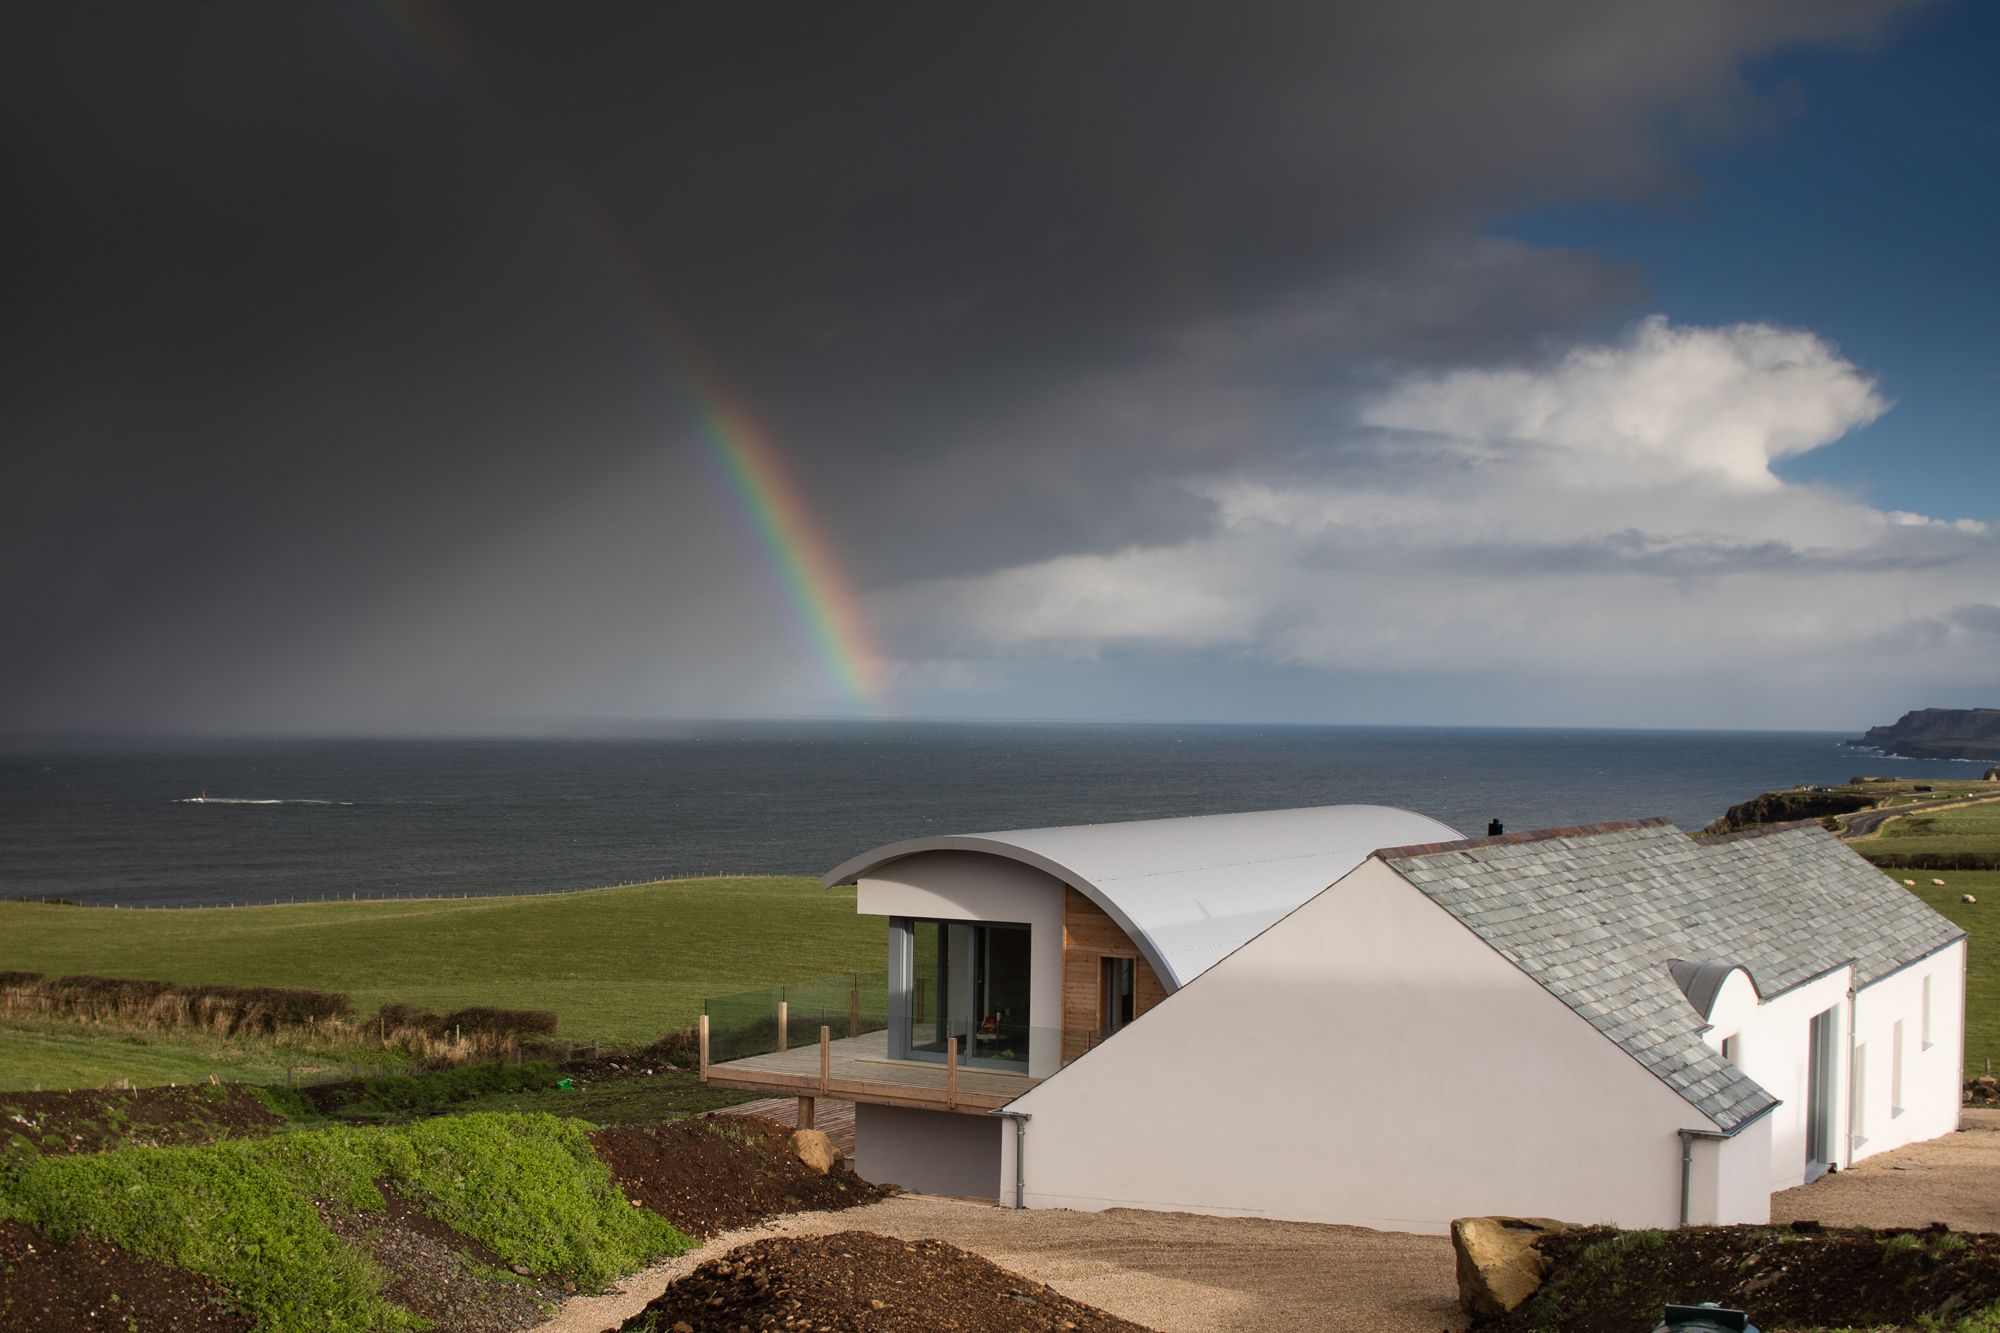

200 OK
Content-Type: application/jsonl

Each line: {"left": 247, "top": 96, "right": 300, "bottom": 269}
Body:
{"left": 1452, "top": 1215, "right": 1570, "bottom": 1319}
{"left": 1708, "top": 790, "right": 1870, "bottom": 834}
{"left": 1857, "top": 709, "right": 2000, "bottom": 761}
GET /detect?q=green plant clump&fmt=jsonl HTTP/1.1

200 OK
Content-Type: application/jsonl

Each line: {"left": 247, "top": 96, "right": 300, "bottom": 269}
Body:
{"left": 0, "top": 1112, "right": 688, "bottom": 1333}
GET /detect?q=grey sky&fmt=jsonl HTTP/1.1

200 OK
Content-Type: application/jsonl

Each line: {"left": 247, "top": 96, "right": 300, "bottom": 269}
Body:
{"left": 6, "top": 0, "right": 1990, "bottom": 736}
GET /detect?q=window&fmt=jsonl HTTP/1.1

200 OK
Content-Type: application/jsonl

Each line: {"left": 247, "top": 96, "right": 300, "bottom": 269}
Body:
{"left": 887, "top": 917, "right": 1032, "bottom": 1070}
{"left": 1892, "top": 1019, "right": 1905, "bottom": 1117}
{"left": 1851, "top": 1042, "right": 1868, "bottom": 1149}
{"left": 1720, "top": 1034, "right": 1740, "bottom": 1065}
{"left": 1922, "top": 975, "right": 1934, "bottom": 1050}
{"left": 1101, "top": 956, "right": 1136, "bottom": 1036}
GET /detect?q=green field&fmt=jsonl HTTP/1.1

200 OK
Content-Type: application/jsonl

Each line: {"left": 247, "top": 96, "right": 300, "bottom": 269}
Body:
{"left": 0, "top": 1017, "right": 407, "bottom": 1092}
{"left": 0, "top": 876, "right": 881, "bottom": 1046}
{"left": 1900, "top": 869, "right": 1998, "bottom": 1078}
{"left": 1857, "top": 796, "right": 2000, "bottom": 859}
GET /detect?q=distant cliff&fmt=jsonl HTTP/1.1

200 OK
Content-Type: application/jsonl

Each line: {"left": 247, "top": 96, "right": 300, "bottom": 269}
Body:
{"left": 1856, "top": 708, "right": 2000, "bottom": 761}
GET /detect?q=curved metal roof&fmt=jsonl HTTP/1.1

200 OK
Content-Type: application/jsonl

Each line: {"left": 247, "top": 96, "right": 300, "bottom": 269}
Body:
{"left": 1666, "top": 958, "right": 1758, "bottom": 1021}
{"left": 824, "top": 804, "right": 1463, "bottom": 989}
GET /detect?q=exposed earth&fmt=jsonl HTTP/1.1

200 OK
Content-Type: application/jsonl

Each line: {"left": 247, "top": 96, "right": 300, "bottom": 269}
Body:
{"left": 616, "top": 1231, "right": 1152, "bottom": 1332}
{"left": 0, "top": 1219, "right": 251, "bottom": 1333}
{"left": 1, "top": 1083, "right": 284, "bottom": 1155}
{"left": 590, "top": 1115, "right": 883, "bottom": 1238}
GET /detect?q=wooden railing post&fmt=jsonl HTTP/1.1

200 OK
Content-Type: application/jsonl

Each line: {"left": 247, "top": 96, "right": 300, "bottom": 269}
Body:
{"left": 819, "top": 1025, "right": 832, "bottom": 1092}
{"left": 778, "top": 1000, "right": 788, "bottom": 1052}
{"left": 946, "top": 1036, "right": 958, "bottom": 1109}
{"left": 698, "top": 1014, "right": 710, "bottom": 1082}
{"left": 849, "top": 987, "right": 860, "bottom": 1038}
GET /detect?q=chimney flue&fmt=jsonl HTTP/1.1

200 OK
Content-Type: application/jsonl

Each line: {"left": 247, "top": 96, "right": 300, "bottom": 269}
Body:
{"left": 1487, "top": 819, "right": 1505, "bottom": 837}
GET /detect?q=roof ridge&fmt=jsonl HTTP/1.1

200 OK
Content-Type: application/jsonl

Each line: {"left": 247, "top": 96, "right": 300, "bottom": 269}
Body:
{"left": 1692, "top": 819, "right": 1831, "bottom": 845}
{"left": 1374, "top": 816, "right": 1677, "bottom": 861}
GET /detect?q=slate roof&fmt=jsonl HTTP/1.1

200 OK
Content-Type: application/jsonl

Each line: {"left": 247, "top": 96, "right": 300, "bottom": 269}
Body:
{"left": 1379, "top": 819, "right": 1965, "bottom": 1132}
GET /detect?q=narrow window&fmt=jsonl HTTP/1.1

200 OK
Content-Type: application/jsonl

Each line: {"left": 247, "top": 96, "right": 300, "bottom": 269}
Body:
{"left": 1851, "top": 1043, "right": 1869, "bottom": 1149}
{"left": 1922, "top": 975, "right": 1934, "bottom": 1050}
{"left": 1720, "top": 1034, "right": 1740, "bottom": 1065}
{"left": 1101, "top": 956, "right": 1136, "bottom": 1036}
{"left": 1892, "top": 1019, "right": 1905, "bottom": 1117}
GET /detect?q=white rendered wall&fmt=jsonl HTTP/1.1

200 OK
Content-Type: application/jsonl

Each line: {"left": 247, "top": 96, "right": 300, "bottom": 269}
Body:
{"left": 1850, "top": 942, "right": 1965, "bottom": 1163}
{"left": 1702, "top": 965, "right": 1852, "bottom": 1192}
{"left": 1685, "top": 1115, "right": 1774, "bottom": 1226}
{"left": 856, "top": 851, "right": 1065, "bottom": 1038}
{"left": 853, "top": 1103, "right": 1002, "bottom": 1199}
{"left": 1002, "top": 858, "right": 1717, "bottom": 1233}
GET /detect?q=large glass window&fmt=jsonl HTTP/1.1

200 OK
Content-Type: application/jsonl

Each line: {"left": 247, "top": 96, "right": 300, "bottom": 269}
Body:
{"left": 889, "top": 918, "right": 1031, "bottom": 1070}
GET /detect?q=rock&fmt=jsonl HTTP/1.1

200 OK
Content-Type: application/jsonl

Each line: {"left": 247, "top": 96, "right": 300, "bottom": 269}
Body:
{"left": 1451, "top": 1215, "right": 1569, "bottom": 1319}
{"left": 789, "top": 1127, "right": 838, "bottom": 1174}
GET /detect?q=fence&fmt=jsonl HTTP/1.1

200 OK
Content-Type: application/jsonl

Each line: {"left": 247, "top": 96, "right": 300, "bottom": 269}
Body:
{"left": 702, "top": 970, "right": 889, "bottom": 1065}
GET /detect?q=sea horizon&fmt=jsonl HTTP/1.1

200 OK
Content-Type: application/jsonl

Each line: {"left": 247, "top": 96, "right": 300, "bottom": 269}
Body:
{"left": 1, "top": 719, "right": 1983, "bottom": 910}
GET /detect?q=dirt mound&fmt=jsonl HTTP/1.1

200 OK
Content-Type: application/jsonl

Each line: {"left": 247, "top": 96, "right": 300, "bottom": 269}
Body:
{"left": 0, "top": 1083, "right": 284, "bottom": 1155}
{"left": 0, "top": 1219, "right": 251, "bottom": 1331}
{"left": 617, "top": 1231, "right": 1153, "bottom": 1332}
{"left": 589, "top": 1114, "right": 880, "bottom": 1238}
{"left": 1490, "top": 1223, "right": 2000, "bottom": 1333}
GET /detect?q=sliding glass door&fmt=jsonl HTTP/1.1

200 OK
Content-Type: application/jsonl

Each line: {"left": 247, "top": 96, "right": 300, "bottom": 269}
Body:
{"left": 888, "top": 917, "right": 1031, "bottom": 1070}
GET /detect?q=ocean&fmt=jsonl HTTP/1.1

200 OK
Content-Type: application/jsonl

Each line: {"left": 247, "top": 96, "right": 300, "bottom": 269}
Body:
{"left": 0, "top": 721, "right": 1972, "bottom": 908}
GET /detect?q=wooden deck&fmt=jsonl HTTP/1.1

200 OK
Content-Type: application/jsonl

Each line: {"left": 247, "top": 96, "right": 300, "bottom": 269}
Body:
{"left": 703, "top": 1029, "right": 1039, "bottom": 1115}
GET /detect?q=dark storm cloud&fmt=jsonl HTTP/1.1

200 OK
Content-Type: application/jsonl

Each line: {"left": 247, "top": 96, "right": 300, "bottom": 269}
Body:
{"left": 0, "top": 0, "right": 1923, "bottom": 732}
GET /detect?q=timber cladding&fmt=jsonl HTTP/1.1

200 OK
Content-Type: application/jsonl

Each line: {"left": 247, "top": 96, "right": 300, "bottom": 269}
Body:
{"left": 1061, "top": 887, "right": 1167, "bottom": 1061}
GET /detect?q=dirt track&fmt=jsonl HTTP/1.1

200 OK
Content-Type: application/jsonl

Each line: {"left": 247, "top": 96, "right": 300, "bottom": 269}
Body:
{"left": 535, "top": 1195, "right": 1465, "bottom": 1333}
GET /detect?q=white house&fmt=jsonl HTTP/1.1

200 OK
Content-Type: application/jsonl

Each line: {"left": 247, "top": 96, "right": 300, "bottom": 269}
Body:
{"left": 701, "top": 806, "right": 1965, "bottom": 1233}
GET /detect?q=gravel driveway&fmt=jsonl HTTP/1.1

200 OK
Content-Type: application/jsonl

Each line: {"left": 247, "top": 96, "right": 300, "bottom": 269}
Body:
{"left": 535, "top": 1195, "right": 1465, "bottom": 1333}
{"left": 1771, "top": 1108, "right": 2000, "bottom": 1233}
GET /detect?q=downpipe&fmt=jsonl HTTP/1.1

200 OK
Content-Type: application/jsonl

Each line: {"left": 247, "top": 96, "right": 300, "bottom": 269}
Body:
{"left": 990, "top": 1110, "right": 1031, "bottom": 1209}
{"left": 1677, "top": 1128, "right": 1729, "bottom": 1227}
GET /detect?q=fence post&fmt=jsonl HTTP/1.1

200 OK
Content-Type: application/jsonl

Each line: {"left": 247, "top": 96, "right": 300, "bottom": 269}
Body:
{"left": 947, "top": 1036, "right": 958, "bottom": 1110}
{"left": 778, "top": 1000, "right": 788, "bottom": 1053}
{"left": 820, "top": 1025, "right": 831, "bottom": 1093}
{"left": 698, "top": 1014, "right": 710, "bottom": 1082}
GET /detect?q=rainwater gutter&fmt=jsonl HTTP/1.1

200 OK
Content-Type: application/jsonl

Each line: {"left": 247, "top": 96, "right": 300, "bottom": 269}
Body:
{"left": 989, "top": 1110, "right": 1030, "bottom": 1209}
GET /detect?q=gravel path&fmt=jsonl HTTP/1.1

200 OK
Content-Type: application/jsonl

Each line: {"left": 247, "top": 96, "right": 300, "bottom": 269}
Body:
{"left": 532, "top": 1196, "right": 1465, "bottom": 1333}
{"left": 1771, "top": 1108, "right": 2000, "bottom": 1233}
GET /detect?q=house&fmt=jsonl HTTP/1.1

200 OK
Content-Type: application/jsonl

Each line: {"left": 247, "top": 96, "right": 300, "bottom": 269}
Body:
{"left": 700, "top": 805, "right": 1966, "bottom": 1233}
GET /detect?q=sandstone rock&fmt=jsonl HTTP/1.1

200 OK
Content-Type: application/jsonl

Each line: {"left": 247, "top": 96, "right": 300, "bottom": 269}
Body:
{"left": 790, "top": 1127, "right": 838, "bottom": 1174}
{"left": 1452, "top": 1215, "right": 1569, "bottom": 1319}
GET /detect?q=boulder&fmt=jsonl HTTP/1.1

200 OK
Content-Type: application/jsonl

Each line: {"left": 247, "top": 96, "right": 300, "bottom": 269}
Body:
{"left": 1452, "top": 1216, "right": 1569, "bottom": 1319}
{"left": 789, "top": 1127, "right": 839, "bottom": 1174}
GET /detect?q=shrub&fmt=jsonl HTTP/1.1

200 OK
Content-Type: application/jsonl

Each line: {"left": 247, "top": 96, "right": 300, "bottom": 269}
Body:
{"left": 442, "top": 1006, "right": 559, "bottom": 1038}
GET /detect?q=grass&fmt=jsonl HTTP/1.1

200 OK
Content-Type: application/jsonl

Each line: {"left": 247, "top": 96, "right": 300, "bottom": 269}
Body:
{"left": 1856, "top": 797, "right": 2000, "bottom": 859}
{"left": 0, "top": 1015, "right": 409, "bottom": 1092}
{"left": 0, "top": 1112, "right": 690, "bottom": 1333}
{"left": 1899, "top": 869, "right": 2000, "bottom": 1079}
{"left": 0, "top": 876, "right": 881, "bottom": 1044}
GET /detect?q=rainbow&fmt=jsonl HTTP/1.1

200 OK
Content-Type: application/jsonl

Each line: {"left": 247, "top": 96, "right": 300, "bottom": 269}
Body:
{"left": 372, "top": 3, "right": 883, "bottom": 708}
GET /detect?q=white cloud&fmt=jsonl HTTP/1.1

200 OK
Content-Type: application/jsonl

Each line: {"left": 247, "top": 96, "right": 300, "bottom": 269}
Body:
{"left": 880, "top": 318, "right": 1997, "bottom": 717}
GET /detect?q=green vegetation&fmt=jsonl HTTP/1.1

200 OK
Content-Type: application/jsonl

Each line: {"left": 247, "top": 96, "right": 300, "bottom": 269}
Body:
{"left": 0, "top": 876, "right": 880, "bottom": 1044}
{"left": 442, "top": 1070, "right": 754, "bottom": 1126}
{"left": 0, "top": 1015, "right": 406, "bottom": 1092}
{"left": 1858, "top": 798, "right": 2000, "bottom": 861}
{"left": 0, "top": 1112, "right": 690, "bottom": 1333}
{"left": 1900, "top": 870, "right": 1999, "bottom": 1078}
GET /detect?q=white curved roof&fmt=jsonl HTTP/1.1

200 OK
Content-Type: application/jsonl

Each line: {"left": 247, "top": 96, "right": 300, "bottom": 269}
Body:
{"left": 824, "top": 804, "right": 1463, "bottom": 989}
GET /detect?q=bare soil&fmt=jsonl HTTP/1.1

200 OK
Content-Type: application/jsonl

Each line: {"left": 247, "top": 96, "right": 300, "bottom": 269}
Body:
{"left": 1490, "top": 1223, "right": 2000, "bottom": 1333}
{"left": 617, "top": 1231, "right": 1151, "bottom": 1332}
{"left": 0, "top": 1219, "right": 251, "bottom": 1332}
{"left": 589, "top": 1114, "right": 883, "bottom": 1238}
{"left": 319, "top": 1181, "right": 563, "bottom": 1333}
{"left": 0, "top": 1083, "right": 284, "bottom": 1155}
